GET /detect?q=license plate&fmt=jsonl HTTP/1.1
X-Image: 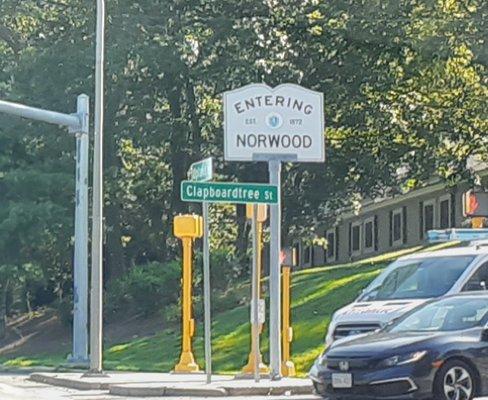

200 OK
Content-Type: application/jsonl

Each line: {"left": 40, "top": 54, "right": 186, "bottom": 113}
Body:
{"left": 332, "top": 373, "right": 353, "bottom": 388}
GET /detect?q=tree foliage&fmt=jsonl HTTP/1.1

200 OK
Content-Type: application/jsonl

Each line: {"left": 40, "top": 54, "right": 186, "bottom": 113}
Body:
{"left": 0, "top": 0, "right": 486, "bottom": 318}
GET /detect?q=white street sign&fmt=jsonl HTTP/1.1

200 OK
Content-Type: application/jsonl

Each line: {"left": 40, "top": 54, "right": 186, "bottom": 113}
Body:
{"left": 224, "top": 83, "right": 324, "bottom": 162}
{"left": 250, "top": 299, "right": 266, "bottom": 325}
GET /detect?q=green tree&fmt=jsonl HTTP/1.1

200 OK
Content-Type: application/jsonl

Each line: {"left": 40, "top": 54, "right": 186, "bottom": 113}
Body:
{"left": 0, "top": 0, "right": 486, "bottom": 320}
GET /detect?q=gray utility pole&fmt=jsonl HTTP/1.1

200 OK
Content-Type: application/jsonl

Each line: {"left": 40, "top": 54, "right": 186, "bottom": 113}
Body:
{"left": 202, "top": 202, "right": 212, "bottom": 384}
{"left": 268, "top": 159, "right": 282, "bottom": 380}
{"left": 0, "top": 95, "right": 90, "bottom": 364}
{"left": 70, "top": 95, "right": 90, "bottom": 365}
{"left": 87, "top": 0, "right": 106, "bottom": 375}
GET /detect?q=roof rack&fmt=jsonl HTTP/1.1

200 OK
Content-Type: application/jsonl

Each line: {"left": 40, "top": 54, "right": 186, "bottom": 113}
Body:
{"left": 468, "top": 239, "right": 488, "bottom": 249}
{"left": 427, "top": 229, "right": 488, "bottom": 244}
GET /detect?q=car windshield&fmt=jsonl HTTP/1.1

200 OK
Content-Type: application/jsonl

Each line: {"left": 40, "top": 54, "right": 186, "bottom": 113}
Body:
{"left": 389, "top": 297, "right": 488, "bottom": 332}
{"left": 360, "top": 256, "right": 474, "bottom": 301}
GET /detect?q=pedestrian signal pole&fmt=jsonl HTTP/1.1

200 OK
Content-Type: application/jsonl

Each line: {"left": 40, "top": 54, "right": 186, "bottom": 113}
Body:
{"left": 174, "top": 214, "right": 203, "bottom": 373}
{"left": 281, "top": 248, "right": 296, "bottom": 377}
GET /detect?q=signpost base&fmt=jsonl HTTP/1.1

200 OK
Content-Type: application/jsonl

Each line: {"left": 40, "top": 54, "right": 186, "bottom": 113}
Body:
{"left": 174, "top": 351, "right": 200, "bottom": 373}
{"left": 235, "top": 372, "right": 271, "bottom": 380}
{"left": 240, "top": 349, "right": 270, "bottom": 376}
{"left": 281, "top": 360, "right": 296, "bottom": 377}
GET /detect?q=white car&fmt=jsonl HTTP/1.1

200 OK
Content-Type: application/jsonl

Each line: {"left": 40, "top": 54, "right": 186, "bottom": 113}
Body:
{"left": 326, "top": 241, "right": 488, "bottom": 346}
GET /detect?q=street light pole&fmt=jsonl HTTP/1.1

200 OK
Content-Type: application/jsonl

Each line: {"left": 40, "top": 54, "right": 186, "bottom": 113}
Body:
{"left": 0, "top": 96, "right": 90, "bottom": 364}
{"left": 70, "top": 95, "right": 90, "bottom": 365}
{"left": 0, "top": 99, "right": 82, "bottom": 128}
{"left": 88, "top": 0, "right": 106, "bottom": 375}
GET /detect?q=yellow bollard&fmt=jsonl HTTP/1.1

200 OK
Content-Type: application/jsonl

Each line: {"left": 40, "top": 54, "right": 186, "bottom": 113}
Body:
{"left": 240, "top": 205, "right": 270, "bottom": 377}
{"left": 173, "top": 214, "right": 203, "bottom": 373}
{"left": 281, "top": 265, "right": 296, "bottom": 377}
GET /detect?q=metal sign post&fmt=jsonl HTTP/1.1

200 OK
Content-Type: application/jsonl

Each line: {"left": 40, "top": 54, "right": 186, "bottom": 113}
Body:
{"left": 268, "top": 160, "right": 282, "bottom": 379}
{"left": 223, "top": 83, "right": 325, "bottom": 379}
{"left": 202, "top": 202, "right": 212, "bottom": 383}
{"left": 188, "top": 157, "right": 213, "bottom": 383}
{"left": 0, "top": 95, "right": 90, "bottom": 365}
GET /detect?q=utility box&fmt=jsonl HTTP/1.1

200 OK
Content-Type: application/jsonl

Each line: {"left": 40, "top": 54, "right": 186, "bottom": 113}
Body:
{"left": 174, "top": 214, "right": 203, "bottom": 239}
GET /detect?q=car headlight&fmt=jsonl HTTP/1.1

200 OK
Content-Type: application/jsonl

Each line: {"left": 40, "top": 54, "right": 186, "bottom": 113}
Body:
{"left": 319, "top": 353, "right": 328, "bottom": 367}
{"left": 379, "top": 351, "right": 427, "bottom": 368}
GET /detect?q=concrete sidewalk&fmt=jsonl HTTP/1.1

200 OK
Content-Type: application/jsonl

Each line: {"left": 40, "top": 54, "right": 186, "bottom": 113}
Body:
{"left": 29, "top": 372, "right": 314, "bottom": 397}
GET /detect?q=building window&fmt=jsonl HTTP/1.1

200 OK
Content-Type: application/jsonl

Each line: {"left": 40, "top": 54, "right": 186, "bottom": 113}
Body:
{"left": 392, "top": 208, "right": 403, "bottom": 246}
{"left": 423, "top": 200, "right": 435, "bottom": 234}
{"left": 351, "top": 221, "right": 362, "bottom": 255}
{"left": 293, "top": 242, "right": 300, "bottom": 266}
{"left": 326, "top": 229, "right": 336, "bottom": 262}
{"left": 364, "top": 217, "right": 375, "bottom": 253}
{"left": 303, "top": 245, "right": 311, "bottom": 265}
{"left": 439, "top": 195, "right": 451, "bottom": 229}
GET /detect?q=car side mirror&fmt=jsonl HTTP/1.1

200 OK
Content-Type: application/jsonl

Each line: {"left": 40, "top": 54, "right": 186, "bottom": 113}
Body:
{"left": 465, "top": 281, "right": 487, "bottom": 291}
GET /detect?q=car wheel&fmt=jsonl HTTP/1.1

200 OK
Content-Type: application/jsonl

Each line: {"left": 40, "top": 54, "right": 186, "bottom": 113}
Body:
{"left": 434, "top": 359, "right": 477, "bottom": 400}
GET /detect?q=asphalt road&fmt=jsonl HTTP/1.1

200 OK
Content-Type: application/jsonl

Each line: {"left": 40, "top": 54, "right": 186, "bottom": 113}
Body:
{"left": 0, "top": 372, "right": 318, "bottom": 400}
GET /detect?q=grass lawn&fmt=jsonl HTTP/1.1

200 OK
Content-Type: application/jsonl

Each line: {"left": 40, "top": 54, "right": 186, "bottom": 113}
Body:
{"left": 1, "top": 242, "right": 456, "bottom": 375}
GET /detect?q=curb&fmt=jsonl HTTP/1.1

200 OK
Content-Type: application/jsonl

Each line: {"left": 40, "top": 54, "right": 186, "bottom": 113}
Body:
{"left": 29, "top": 372, "right": 314, "bottom": 397}
{"left": 29, "top": 373, "right": 110, "bottom": 390}
{"left": 109, "top": 383, "right": 312, "bottom": 397}
{"left": 109, "top": 385, "right": 165, "bottom": 397}
{"left": 0, "top": 366, "right": 60, "bottom": 375}
{"left": 224, "top": 384, "right": 313, "bottom": 396}
{"left": 109, "top": 385, "right": 228, "bottom": 397}
{"left": 166, "top": 387, "right": 228, "bottom": 397}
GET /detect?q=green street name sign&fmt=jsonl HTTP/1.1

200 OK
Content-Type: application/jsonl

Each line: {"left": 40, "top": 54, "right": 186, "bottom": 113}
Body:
{"left": 181, "top": 181, "right": 278, "bottom": 204}
{"left": 188, "top": 157, "right": 213, "bottom": 182}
